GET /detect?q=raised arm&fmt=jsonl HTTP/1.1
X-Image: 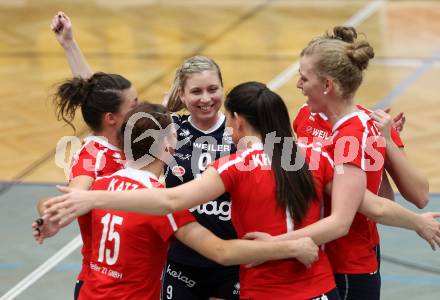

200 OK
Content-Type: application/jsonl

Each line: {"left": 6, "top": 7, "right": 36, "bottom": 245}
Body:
{"left": 44, "top": 167, "right": 225, "bottom": 226}
{"left": 175, "top": 222, "right": 318, "bottom": 267}
{"left": 384, "top": 140, "right": 429, "bottom": 208}
{"left": 370, "top": 109, "right": 429, "bottom": 208}
{"left": 51, "top": 11, "right": 93, "bottom": 78}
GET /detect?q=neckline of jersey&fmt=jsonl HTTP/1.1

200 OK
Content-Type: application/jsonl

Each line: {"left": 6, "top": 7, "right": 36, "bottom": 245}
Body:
{"left": 84, "top": 135, "right": 120, "bottom": 151}
{"left": 188, "top": 112, "right": 225, "bottom": 134}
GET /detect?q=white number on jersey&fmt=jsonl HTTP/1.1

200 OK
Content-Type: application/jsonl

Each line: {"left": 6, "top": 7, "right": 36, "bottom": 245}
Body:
{"left": 98, "top": 213, "right": 124, "bottom": 265}
{"left": 197, "top": 152, "right": 213, "bottom": 171}
{"left": 166, "top": 285, "right": 173, "bottom": 299}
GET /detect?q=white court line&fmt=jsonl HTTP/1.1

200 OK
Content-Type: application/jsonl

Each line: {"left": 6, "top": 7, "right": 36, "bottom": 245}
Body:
{"left": 373, "top": 57, "right": 440, "bottom": 68}
{"left": 268, "top": 0, "right": 386, "bottom": 91}
{"left": 0, "top": 1, "right": 384, "bottom": 299}
{"left": 0, "top": 235, "right": 82, "bottom": 300}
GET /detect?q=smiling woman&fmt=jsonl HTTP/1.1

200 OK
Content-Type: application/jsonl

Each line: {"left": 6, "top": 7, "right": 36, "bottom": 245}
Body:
{"left": 177, "top": 68, "right": 223, "bottom": 130}
{"left": 162, "top": 56, "right": 240, "bottom": 300}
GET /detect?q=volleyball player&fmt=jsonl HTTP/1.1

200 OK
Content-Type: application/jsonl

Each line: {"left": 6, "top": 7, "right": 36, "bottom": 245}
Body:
{"left": 77, "top": 102, "right": 318, "bottom": 300}
{"left": 33, "top": 72, "right": 137, "bottom": 299}
{"left": 49, "top": 12, "right": 240, "bottom": 299}
{"left": 44, "top": 81, "right": 440, "bottom": 299}
{"left": 45, "top": 82, "right": 342, "bottom": 299}
{"left": 245, "top": 26, "right": 436, "bottom": 300}
{"left": 293, "top": 103, "right": 428, "bottom": 208}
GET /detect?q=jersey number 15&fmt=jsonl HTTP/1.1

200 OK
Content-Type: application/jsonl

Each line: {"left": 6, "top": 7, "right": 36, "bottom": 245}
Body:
{"left": 98, "top": 213, "right": 124, "bottom": 265}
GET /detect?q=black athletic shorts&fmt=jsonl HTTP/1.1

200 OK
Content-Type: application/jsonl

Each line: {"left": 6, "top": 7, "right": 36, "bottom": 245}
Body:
{"left": 161, "top": 259, "right": 239, "bottom": 300}
{"left": 309, "top": 287, "right": 341, "bottom": 300}
{"left": 74, "top": 280, "right": 83, "bottom": 300}
{"left": 334, "top": 271, "right": 381, "bottom": 300}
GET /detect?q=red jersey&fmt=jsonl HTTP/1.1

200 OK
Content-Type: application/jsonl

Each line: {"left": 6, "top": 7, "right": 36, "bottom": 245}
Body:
{"left": 323, "top": 111, "right": 386, "bottom": 274}
{"left": 69, "top": 136, "right": 125, "bottom": 180}
{"left": 79, "top": 168, "right": 195, "bottom": 300}
{"left": 212, "top": 144, "right": 335, "bottom": 300}
{"left": 293, "top": 104, "right": 404, "bottom": 148}
{"left": 293, "top": 104, "right": 403, "bottom": 269}
{"left": 69, "top": 136, "right": 125, "bottom": 281}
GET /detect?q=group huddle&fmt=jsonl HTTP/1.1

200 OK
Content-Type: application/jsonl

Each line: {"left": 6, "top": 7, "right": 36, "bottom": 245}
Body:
{"left": 32, "top": 11, "right": 440, "bottom": 300}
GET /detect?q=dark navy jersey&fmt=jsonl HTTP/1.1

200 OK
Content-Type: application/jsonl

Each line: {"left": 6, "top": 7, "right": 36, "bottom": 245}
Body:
{"left": 165, "top": 113, "right": 237, "bottom": 267}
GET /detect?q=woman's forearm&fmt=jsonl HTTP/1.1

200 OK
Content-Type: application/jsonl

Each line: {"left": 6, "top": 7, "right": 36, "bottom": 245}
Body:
{"left": 359, "top": 190, "right": 419, "bottom": 230}
{"left": 62, "top": 40, "right": 94, "bottom": 78}
{"left": 92, "top": 189, "right": 174, "bottom": 215}
{"left": 275, "top": 215, "right": 350, "bottom": 245}
{"left": 176, "top": 223, "right": 315, "bottom": 266}
{"left": 385, "top": 140, "right": 429, "bottom": 208}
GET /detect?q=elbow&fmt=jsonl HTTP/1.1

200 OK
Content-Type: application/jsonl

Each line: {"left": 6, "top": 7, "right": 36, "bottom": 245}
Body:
{"left": 402, "top": 187, "right": 429, "bottom": 209}
{"left": 417, "top": 181, "right": 430, "bottom": 208}
{"left": 400, "top": 179, "right": 430, "bottom": 209}
{"left": 413, "top": 192, "right": 429, "bottom": 209}
{"left": 210, "top": 246, "right": 235, "bottom": 266}
{"left": 336, "top": 223, "right": 350, "bottom": 238}
{"left": 364, "top": 203, "right": 386, "bottom": 222}
{"left": 216, "top": 257, "right": 234, "bottom": 267}
{"left": 165, "top": 199, "right": 176, "bottom": 215}
{"left": 217, "top": 250, "right": 236, "bottom": 266}
{"left": 326, "top": 215, "right": 352, "bottom": 240}
{"left": 333, "top": 218, "right": 352, "bottom": 239}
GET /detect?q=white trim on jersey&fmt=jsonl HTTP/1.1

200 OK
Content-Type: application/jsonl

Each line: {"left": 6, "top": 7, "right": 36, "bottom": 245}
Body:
{"left": 285, "top": 208, "right": 294, "bottom": 232}
{"left": 188, "top": 112, "right": 225, "bottom": 134}
{"left": 68, "top": 140, "right": 91, "bottom": 178}
{"left": 320, "top": 150, "right": 334, "bottom": 168}
{"left": 297, "top": 144, "right": 334, "bottom": 252}
{"left": 302, "top": 103, "right": 329, "bottom": 121}
{"left": 331, "top": 111, "right": 365, "bottom": 132}
{"left": 84, "top": 135, "right": 120, "bottom": 151}
{"left": 108, "top": 167, "right": 159, "bottom": 188}
{"left": 297, "top": 141, "right": 325, "bottom": 153}
{"left": 356, "top": 104, "right": 372, "bottom": 113}
{"left": 166, "top": 214, "right": 178, "bottom": 232}
{"left": 331, "top": 111, "right": 370, "bottom": 171}
{"left": 216, "top": 143, "right": 264, "bottom": 174}
{"left": 94, "top": 149, "right": 106, "bottom": 178}
{"left": 318, "top": 112, "right": 329, "bottom": 121}
{"left": 356, "top": 112, "right": 370, "bottom": 171}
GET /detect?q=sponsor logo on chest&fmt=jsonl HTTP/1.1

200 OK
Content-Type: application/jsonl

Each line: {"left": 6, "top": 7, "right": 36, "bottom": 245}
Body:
{"left": 305, "top": 126, "right": 330, "bottom": 140}
{"left": 171, "top": 165, "right": 186, "bottom": 177}
{"left": 190, "top": 200, "right": 231, "bottom": 221}
{"left": 193, "top": 142, "right": 231, "bottom": 152}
